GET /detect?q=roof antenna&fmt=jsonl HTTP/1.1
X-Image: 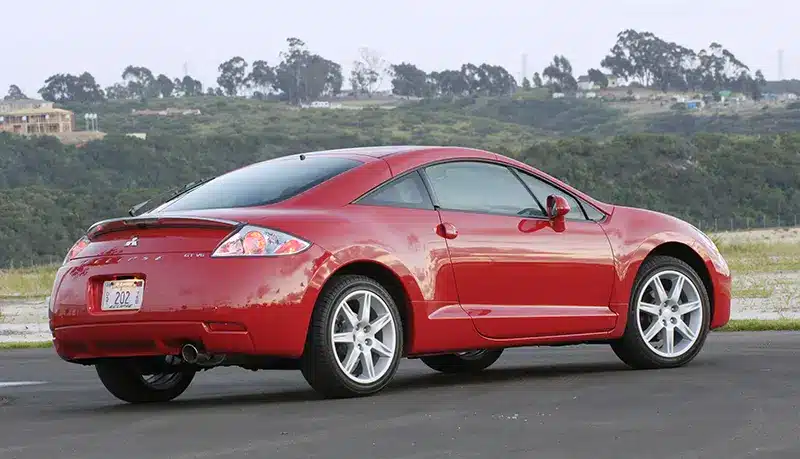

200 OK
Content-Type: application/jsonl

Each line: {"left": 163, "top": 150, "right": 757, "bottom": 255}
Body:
{"left": 299, "top": 154, "right": 306, "bottom": 160}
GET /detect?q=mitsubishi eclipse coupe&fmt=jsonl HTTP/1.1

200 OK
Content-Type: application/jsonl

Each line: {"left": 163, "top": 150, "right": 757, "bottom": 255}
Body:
{"left": 49, "top": 145, "right": 731, "bottom": 404}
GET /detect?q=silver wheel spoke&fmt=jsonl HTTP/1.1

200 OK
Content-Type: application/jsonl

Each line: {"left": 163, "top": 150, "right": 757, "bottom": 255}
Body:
{"left": 675, "top": 320, "right": 696, "bottom": 341}
{"left": 359, "top": 292, "right": 372, "bottom": 323}
{"left": 370, "top": 313, "right": 392, "bottom": 333}
{"left": 342, "top": 348, "right": 360, "bottom": 374}
{"left": 678, "top": 301, "right": 701, "bottom": 315}
{"left": 360, "top": 351, "right": 376, "bottom": 379}
{"left": 372, "top": 340, "right": 393, "bottom": 358}
{"left": 651, "top": 275, "right": 668, "bottom": 303}
{"left": 643, "top": 320, "right": 664, "bottom": 342}
{"left": 333, "top": 332, "right": 354, "bottom": 344}
{"left": 668, "top": 276, "right": 684, "bottom": 303}
{"left": 639, "top": 302, "right": 661, "bottom": 316}
{"left": 664, "top": 327, "right": 676, "bottom": 354}
{"left": 340, "top": 302, "right": 358, "bottom": 328}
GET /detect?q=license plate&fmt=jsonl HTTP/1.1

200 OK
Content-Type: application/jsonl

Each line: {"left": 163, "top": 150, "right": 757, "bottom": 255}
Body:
{"left": 101, "top": 279, "right": 144, "bottom": 311}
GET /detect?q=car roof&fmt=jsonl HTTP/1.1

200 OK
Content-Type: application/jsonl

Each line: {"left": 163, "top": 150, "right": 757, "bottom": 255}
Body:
{"left": 301, "top": 145, "right": 474, "bottom": 159}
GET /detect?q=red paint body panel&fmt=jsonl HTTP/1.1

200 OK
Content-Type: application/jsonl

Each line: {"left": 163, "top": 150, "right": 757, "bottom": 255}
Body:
{"left": 435, "top": 211, "right": 617, "bottom": 339}
{"left": 51, "top": 245, "right": 329, "bottom": 358}
{"left": 598, "top": 206, "right": 732, "bottom": 331}
{"left": 49, "top": 146, "right": 732, "bottom": 363}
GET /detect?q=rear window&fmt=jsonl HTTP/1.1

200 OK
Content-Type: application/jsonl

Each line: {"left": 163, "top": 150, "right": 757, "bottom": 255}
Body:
{"left": 159, "top": 155, "right": 362, "bottom": 211}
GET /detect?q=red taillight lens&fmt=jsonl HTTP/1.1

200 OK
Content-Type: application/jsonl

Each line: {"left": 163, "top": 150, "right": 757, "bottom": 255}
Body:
{"left": 63, "top": 236, "right": 90, "bottom": 264}
{"left": 242, "top": 231, "right": 267, "bottom": 255}
{"left": 211, "top": 225, "right": 311, "bottom": 258}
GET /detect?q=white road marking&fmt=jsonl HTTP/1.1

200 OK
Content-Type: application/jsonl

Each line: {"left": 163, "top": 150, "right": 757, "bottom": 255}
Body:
{"left": 0, "top": 381, "right": 47, "bottom": 388}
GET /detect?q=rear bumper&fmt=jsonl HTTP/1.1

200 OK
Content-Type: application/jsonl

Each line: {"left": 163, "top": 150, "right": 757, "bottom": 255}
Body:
{"left": 49, "top": 246, "right": 330, "bottom": 361}
{"left": 54, "top": 321, "right": 257, "bottom": 360}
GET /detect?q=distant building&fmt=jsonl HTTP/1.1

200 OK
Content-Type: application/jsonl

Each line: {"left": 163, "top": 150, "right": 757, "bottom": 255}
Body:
{"left": 131, "top": 107, "right": 202, "bottom": 116}
{"left": 577, "top": 76, "right": 595, "bottom": 91}
{"left": 577, "top": 74, "right": 619, "bottom": 90}
{"left": 0, "top": 98, "right": 75, "bottom": 135}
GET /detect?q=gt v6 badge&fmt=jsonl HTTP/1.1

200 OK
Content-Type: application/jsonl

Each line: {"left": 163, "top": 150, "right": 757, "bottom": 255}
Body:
{"left": 124, "top": 236, "right": 139, "bottom": 247}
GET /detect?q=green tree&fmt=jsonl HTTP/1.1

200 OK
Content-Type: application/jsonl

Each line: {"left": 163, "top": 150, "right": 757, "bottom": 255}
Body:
{"left": 4, "top": 84, "right": 27, "bottom": 100}
{"left": 587, "top": 69, "right": 608, "bottom": 88}
{"left": 542, "top": 55, "right": 577, "bottom": 92}
{"left": 38, "top": 72, "right": 105, "bottom": 103}
{"left": 122, "top": 66, "right": 157, "bottom": 99}
{"left": 216, "top": 56, "right": 249, "bottom": 96}
{"left": 390, "top": 62, "right": 429, "bottom": 97}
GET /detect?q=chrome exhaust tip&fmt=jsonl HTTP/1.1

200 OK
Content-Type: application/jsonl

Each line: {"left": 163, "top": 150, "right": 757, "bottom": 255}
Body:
{"left": 181, "top": 343, "right": 200, "bottom": 363}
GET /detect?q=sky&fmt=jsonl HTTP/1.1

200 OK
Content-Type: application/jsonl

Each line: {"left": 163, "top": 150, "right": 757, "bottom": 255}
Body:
{"left": 2, "top": 0, "right": 797, "bottom": 97}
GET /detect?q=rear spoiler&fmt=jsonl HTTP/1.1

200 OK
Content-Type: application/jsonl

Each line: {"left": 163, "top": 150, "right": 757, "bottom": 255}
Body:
{"left": 86, "top": 215, "right": 242, "bottom": 239}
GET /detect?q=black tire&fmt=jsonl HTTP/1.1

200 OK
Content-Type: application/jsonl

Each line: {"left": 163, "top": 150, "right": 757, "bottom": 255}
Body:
{"left": 300, "top": 274, "right": 404, "bottom": 398}
{"left": 610, "top": 255, "right": 711, "bottom": 370}
{"left": 420, "top": 349, "right": 504, "bottom": 374}
{"left": 95, "top": 358, "right": 196, "bottom": 404}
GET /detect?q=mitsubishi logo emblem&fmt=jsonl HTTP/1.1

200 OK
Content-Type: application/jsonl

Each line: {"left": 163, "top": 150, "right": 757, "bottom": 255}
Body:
{"left": 124, "top": 236, "right": 139, "bottom": 247}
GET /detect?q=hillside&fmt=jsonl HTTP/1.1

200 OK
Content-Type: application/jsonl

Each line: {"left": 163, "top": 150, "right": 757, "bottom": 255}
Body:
{"left": 57, "top": 93, "right": 800, "bottom": 145}
{"left": 2, "top": 95, "right": 800, "bottom": 268}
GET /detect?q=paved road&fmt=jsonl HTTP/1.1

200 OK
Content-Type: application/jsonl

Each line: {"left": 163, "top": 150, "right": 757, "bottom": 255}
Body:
{"left": 1, "top": 332, "right": 798, "bottom": 459}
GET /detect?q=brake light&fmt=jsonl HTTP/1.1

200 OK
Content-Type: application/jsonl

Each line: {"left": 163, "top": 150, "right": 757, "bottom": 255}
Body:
{"left": 63, "top": 236, "right": 90, "bottom": 264}
{"left": 212, "top": 225, "right": 311, "bottom": 257}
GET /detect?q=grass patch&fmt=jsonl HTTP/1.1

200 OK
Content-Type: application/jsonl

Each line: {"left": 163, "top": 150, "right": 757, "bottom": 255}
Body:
{"left": 732, "top": 285, "right": 775, "bottom": 298}
{"left": 716, "top": 239, "right": 800, "bottom": 275}
{"left": 717, "top": 240, "right": 800, "bottom": 258}
{"left": 716, "top": 318, "right": 800, "bottom": 332}
{"left": 727, "top": 256, "right": 800, "bottom": 275}
{"left": 0, "top": 264, "right": 58, "bottom": 298}
{"left": 0, "top": 341, "right": 53, "bottom": 350}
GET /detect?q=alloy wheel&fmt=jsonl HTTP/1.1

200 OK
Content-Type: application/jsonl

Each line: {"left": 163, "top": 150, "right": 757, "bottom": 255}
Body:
{"left": 330, "top": 289, "right": 398, "bottom": 384}
{"left": 635, "top": 270, "right": 704, "bottom": 358}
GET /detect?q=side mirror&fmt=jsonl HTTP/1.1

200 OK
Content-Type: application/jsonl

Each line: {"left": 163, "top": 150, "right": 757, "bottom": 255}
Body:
{"left": 546, "top": 195, "right": 570, "bottom": 232}
{"left": 546, "top": 195, "right": 571, "bottom": 219}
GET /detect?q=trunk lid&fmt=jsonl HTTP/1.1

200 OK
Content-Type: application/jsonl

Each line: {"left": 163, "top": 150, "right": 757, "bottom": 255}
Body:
{"left": 77, "top": 215, "right": 242, "bottom": 258}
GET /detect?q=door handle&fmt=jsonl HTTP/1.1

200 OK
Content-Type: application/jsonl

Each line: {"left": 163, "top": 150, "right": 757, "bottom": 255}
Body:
{"left": 436, "top": 222, "right": 458, "bottom": 239}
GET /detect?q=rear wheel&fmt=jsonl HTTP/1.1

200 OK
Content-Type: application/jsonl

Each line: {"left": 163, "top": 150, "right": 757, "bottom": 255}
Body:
{"left": 301, "top": 275, "right": 404, "bottom": 398}
{"left": 95, "top": 356, "right": 196, "bottom": 404}
{"left": 420, "top": 349, "right": 504, "bottom": 374}
{"left": 611, "top": 255, "right": 711, "bottom": 369}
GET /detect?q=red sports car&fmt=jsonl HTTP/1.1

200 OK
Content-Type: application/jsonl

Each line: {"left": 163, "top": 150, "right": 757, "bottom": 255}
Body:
{"left": 49, "top": 146, "right": 731, "bottom": 403}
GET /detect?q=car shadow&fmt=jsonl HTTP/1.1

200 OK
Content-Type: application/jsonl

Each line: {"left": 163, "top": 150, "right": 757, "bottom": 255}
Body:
{"left": 54, "top": 360, "right": 633, "bottom": 415}
{"left": 388, "top": 360, "right": 632, "bottom": 393}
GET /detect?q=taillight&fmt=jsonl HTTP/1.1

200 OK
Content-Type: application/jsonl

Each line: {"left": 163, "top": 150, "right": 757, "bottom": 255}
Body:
{"left": 63, "top": 236, "right": 90, "bottom": 264}
{"left": 211, "top": 225, "right": 311, "bottom": 258}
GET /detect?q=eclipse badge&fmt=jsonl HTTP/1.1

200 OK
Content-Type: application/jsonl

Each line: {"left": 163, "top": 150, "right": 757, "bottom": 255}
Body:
{"left": 124, "top": 236, "right": 139, "bottom": 247}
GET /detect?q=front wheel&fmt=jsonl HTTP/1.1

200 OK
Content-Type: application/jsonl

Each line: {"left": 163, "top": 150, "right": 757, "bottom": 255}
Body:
{"left": 95, "top": 357, "right": 196, "bottom": 404}
{"left": 611, "top": 255, "right": 711, "bottom": 369}
{"left": 420, "top": 349, "right": 504, "bottom": 374}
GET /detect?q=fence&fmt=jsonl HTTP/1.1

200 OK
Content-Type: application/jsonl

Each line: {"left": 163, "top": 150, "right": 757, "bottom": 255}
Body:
{"left": 691, "top": 215, "right": 800, "bottom": 233}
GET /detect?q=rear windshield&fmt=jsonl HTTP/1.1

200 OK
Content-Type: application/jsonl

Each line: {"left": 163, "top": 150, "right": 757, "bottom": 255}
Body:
{"left": 159, "top": 155, "right": 362, "bottom": 212}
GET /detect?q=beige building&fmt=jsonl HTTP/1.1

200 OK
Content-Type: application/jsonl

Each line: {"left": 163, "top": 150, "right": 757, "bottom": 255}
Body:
{"left": 0, "top": 99, "right": 75, "bottom": 135}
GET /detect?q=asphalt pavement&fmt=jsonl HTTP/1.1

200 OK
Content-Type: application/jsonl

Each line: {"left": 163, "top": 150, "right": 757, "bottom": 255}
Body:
{"left": 1, "top": 332, "right": 798, "bottom": 459}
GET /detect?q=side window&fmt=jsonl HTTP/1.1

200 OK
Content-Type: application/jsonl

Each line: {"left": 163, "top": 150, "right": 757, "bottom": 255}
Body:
{"left": 581, "top": 202, "right": 606, "bottom": 221}
{"left": 516, "top": 171, "right": 588, "bottom": 221}
{"left": 423, "top": 161, "right": 541, "bottom": 216}
{"left": 358, "top": 171, "right": 434, "bottom": 210}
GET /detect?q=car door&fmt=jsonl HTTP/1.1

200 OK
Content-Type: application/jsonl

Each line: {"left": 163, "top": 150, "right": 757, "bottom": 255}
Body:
{"left": 421, "top": 160, "right": 617, "bottom": 340}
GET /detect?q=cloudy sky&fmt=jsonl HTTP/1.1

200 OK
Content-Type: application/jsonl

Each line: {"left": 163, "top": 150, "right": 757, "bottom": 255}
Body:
{"left": 2, "top": 0, "right": 797, "bottom": 96}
